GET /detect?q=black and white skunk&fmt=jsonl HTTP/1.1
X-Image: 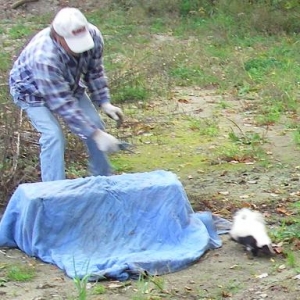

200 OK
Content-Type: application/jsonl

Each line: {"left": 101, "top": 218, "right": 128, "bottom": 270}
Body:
{"left": 229, "top": 208, "right": 274, "bottom": 256}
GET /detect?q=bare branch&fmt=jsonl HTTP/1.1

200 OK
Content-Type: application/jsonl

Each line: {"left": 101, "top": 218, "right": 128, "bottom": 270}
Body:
{"left": 11, "top": 0, "right": 39, "bottom": 9}
{"left": 5, "top": 109, "right": 23, "bottom": 184}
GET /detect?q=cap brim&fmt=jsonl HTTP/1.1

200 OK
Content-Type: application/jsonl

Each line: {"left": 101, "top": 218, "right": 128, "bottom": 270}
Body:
{"left": 65, "top": 30, "right": 95, "bottom": 54}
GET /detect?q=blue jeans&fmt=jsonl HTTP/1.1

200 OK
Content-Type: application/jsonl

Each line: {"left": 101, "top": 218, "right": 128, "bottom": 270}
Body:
{"left": 24, "top": 93, "right": 112, "bottom": 181}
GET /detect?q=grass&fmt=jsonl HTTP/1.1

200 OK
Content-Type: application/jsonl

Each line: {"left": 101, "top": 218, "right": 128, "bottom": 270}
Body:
{"left": 92, "top": 284, "right": 106, "bottom": 295}
{"left": 8, "top": 24, "right": 33, "bottom": 39}
{"left": 73, "top": 274, "right": 90, "bottom": 300}
{"left": 292, "top": 126, "right": 300, "bottom": 146}
{"left": 4, "top": 264, "right": 35, "bottom": 282}
{"left": 131, "top": 273, "right": 166, "bottom": 300}
{"left": 270, "top": 201, "right": 300, "bottom": 266}
{"left": 197, "top": 278, "right": 243, "bottom": 299}
{"left": 186, "top": 116, "right": 220, "bottom": 137}
{"left": 271, "top": 219, "right": 300, "bottom": 243}
{"left": 285, "top": 251, "right": 297, "bottom": 268}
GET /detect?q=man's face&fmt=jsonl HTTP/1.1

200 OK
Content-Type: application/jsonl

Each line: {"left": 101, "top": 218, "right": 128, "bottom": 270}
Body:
{"left": 57, "top": 35, "right": 80, "bottom": 57}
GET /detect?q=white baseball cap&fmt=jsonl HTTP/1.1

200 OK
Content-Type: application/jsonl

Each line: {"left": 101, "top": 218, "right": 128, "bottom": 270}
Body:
{"left": 52, "top": 7, "right": 95, "bottom": 53}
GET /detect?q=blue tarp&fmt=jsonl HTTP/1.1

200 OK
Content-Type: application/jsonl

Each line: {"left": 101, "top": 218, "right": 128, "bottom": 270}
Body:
{"left": 0, "top": 170, "right": 230, "bottom": 281}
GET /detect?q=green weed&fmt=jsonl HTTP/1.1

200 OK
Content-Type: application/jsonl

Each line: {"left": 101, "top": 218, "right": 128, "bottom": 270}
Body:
{"left": 220, "top": 279, "right": 243, "bottom": 297}
{"left": 218, "top": 100, "right": 231, "bottom": 109}
{"left": 0, "top": 52, "right": 11, "bottom": 72}
{"left": 72, "top": 258, "right": 92, "bottom": 300}
{"left": 271, "top": 220, "right": 300, "bottom": 244}
{"left": 169, "top": 65, "right": 218, "bottom": 87}
{"left": 214, "top": 142, "right": 266, "bottom": 164}
{"left": 92, "top": 284, "right": 106, "bottom": 295}
{"left": 6, "top": 265, "right": 35, "bottom": 282}
{"left": 187, "top": 117, "right": 219, "bottom": 137}
{"left": 114, "top": 84, "right": 149, "bottom": 103}
{"left": 255, "top": 104, "right": 282, "bottom": 126}
{"left": 285, "top": 250, "right": 297, "bottom": 268}
{"left": 73, "top": 273, "right": 90, "bottom": 300}
{"left": 228, "top": 130, "right": 266, "bottom": 146}
{"left": 8, "top": 24, "right": 33, "bottom": 39}
{"left": 292, "top": 127, "right": 300, "bottom": 146}
{"left": 244, "top": 57, "right": 282, "bottom": 82}
{"left": 111, "top": 157, "right": 135, "bottom": 173}
{"left": 132, "top": 273, "right": 166, "bottom": 300}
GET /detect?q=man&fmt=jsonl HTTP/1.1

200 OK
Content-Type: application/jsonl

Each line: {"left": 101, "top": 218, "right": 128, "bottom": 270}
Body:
{"left": 9, "top": 7, "right": 124, "bottom": 181}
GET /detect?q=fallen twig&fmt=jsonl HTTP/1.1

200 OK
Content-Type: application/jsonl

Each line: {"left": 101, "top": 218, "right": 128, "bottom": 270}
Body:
{"left": 5, "top": 109, "right": 23, "bottom": 184}
{"left": 226, "top": 117, "right": 244, "bottom": 135}
{"left": 11, "top": 0, "right": 39, "bottom": 9}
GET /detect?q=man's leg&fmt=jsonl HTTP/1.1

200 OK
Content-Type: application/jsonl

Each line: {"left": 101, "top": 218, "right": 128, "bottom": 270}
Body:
{"left": 25, "top": 106, "right": 66, "bottom": 181}
{"left": 78, "top": 93, "right": 112, "bottom": 176}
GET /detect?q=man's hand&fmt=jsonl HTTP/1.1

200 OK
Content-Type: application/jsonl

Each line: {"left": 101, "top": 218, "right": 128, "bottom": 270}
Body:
{"left": 101, "top": 103, "right": 124, "bottom": 126}
{"left": 92, "top": 129, "right": 120, "bottom": 153}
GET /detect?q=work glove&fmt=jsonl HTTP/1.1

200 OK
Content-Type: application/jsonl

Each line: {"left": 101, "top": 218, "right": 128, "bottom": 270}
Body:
{"left": 92, "top": 129, "right": 120, "bottom": 153}
{"left": 101, "top": 103, "right": 124, "bottom": 127}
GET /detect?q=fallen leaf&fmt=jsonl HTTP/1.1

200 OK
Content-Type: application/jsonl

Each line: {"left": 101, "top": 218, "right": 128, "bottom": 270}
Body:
{"left": 178, "top": 99, "right": 190, "bottom": 104}
{"left": 108, "top": 283, "right": 124, "bottom": 289}
{"left": 276, "top": 207, "right": 291, "bottom": 215}
{"left": 247, "top": 180, "right": 257, "bottom": 184}
{"left": 229, "top": 264, "right": 239, "bottom": 269}
{"left": 273, "top": 246, "right": 283, "bottom": 254}
{"left": 275, "top": 241, "right": 284, "bottom": 247}
{"left": 36, "top": 283, "right": 56, "bottom": 289}
{"left": 222, "top": 291, "right": 232, "bottom": 298}
{"left": 218, "top": 191, "right": 229, "bottom": 195}
{"left": 255, "top": 273, "right": 268, "bottom": 278}
{"left": 194, "top": 108, "right": 203, "bottom": 113}
{"left": 292, "top": 239, "right": 300, "bottom": 250}
{"left": 230, "top": 160, "right": 239, "bottom": 164}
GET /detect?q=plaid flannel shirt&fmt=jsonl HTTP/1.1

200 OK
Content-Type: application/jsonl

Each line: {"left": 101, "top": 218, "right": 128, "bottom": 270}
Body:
{"left": 9, "top": 24, "right": 110, "bottom": 138}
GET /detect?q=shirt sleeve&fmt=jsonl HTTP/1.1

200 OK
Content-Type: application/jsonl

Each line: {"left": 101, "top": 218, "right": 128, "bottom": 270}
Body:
{"left": 32, "top": 61, "right": 97, "bottom": 138}
{"left": 83, "top": 27, "right": 111, "bottom": 106}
